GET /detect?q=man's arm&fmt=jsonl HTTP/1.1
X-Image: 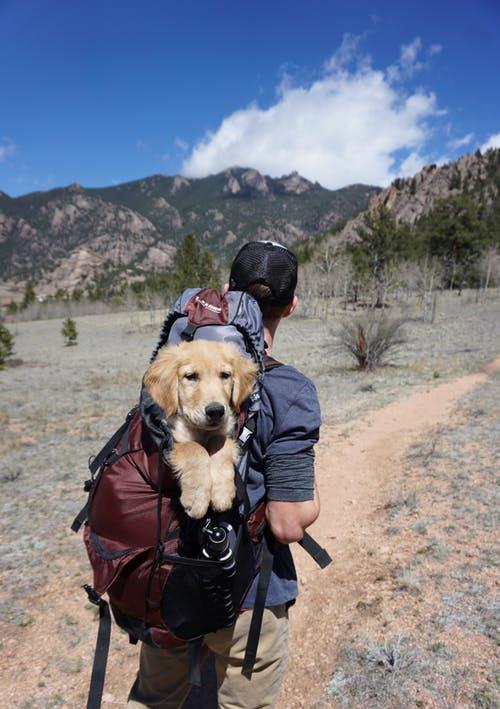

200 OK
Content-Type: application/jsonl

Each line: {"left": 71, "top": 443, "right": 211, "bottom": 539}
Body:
{"left": 261, "top": 375, "right": 321, "bottom": 544}
{"left": 266, "top": 480, "right": 320, "bottom": 544}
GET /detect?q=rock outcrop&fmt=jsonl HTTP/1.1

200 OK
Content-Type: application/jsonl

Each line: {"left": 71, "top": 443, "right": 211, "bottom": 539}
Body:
{"left": 276, "top": 171, "right": 314, "bottom": 194}
{"left": 241, "top": 169, "right": 269, "bottom": 193}
{"left": 223, "top": 172, "right": 241, "bottom": 195}
{"left": 170, "top": 175, "right": 190, "bottom": 194}
{"left": 45, "top": 248, "right": 104, "bottom": 294}
{"left": 332, "top": 149, "right": 499, "bottom": 244}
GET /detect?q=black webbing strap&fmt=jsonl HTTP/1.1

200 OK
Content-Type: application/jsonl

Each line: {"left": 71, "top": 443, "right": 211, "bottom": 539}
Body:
{"left": 71, "top": 408, "right": 137, "bottom": 533}
{"left": 234, "top": 465, "right": 251, "bottom": 515}
{"left": 144, "top": 439, "right": 168, "bottom": 624}
{"left": 181, "top": 322, "right": 197, "bottom": 341}
{"left": 89, "top": 408, "right": 137, "bottom": 476}
{"left": 187, "top": 638, "right": 203, "bottom": 687}
{"left": 242, "top": 537, "right": 274, "bottom": 677}
{"left": 237, "top": 413, "right": 256, "bottom": 447}
{"left": 298, "top": 532, "right": 332, "bottom": 569}
{"left": 71, "top": 502, "right": 90, "bottom": 533}
{"left": 84, "top": 585, "right": 112, "bottom": 709}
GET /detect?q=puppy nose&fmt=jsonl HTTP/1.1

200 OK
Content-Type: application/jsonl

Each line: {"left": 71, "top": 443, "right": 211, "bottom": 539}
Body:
{"left": 205, "top": 403, "right": 225, "bottom": 421}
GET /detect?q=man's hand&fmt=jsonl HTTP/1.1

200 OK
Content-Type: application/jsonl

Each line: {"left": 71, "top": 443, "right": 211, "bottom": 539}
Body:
{"left": 265, "top": 482, "right": 320, "bottom": 544}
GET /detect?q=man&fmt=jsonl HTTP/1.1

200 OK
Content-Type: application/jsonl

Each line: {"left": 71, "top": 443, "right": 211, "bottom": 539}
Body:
{"left": 128, "top": 240, "right": 321, "bottom": 708}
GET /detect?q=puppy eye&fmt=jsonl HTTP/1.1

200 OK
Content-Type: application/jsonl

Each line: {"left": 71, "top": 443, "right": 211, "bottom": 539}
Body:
{"left": 185, "top": 372, "right": 199, "bottom": 381}
{"left": 220, "top": 371, "right": 231, "bottom": 380}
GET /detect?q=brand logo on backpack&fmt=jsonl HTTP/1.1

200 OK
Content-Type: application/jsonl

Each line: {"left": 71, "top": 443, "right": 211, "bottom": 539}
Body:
{"left": 185, "top": 288, "right": 229, "bottom": 328}
{"left": 194, "top": 295, "right": 223, "bottom": 314}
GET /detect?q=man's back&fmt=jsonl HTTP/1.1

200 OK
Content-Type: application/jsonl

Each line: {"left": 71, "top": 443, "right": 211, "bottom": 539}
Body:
{"left": 244, "top": 361, "right": 321, "bottom": 608}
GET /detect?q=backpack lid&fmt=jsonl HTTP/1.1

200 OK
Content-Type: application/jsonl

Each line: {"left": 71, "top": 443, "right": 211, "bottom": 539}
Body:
{"left": 150, "top": 288, "right": 265, "bottom": 369}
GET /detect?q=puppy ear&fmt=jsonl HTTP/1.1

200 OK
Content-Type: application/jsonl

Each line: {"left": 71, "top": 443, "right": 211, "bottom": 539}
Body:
{"left": 231, "top": 354, "right": 258, "bottom": 411}
{"left": 144, "top": 347, "right": 180, "bottom": 417}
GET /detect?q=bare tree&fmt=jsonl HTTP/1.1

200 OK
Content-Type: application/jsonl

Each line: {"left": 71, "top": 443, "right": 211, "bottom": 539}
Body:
{"left": 410, "top": 256, "right": 443, "bottom": 323}
{"left": 479, "top": 246, "right": 500, "bottom": 295}
{"left": 297, "top": 261, "right": 319, "bottom": 317}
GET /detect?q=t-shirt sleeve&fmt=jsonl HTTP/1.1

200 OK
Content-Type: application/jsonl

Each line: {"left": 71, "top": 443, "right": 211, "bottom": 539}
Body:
{"left": 264, "top": 376, "right": 321, "bottom": 502}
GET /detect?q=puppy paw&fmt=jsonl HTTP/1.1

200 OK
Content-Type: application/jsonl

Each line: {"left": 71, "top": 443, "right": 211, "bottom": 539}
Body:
{"left": 181, "top": 490, "right": 211, "bottom": 519}
{"left": 210, "top": 486, "right": 235, "bottom": 512}
{"left": 209, "top": 438, "right": 237, "bottom": 512}
{"left": 167, "top": 441, "right": 211, "bottom": 519}
{"left": 210, "top": 466, "right": 236, "bottom": 512}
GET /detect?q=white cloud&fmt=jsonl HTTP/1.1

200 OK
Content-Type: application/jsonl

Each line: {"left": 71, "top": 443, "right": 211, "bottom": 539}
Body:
{"left": 324, "top": 32, "right": 366, "bottom": 73}
{"left": 387, "top": 37, "right": 424, "bottom": 82}
{"left": 174, "top": 137, "right": 189, "bottom": 152}
{"left": 399, "top": 152, "right": 426, "bottom": 177}
{"left": 181, "top": 38, "right": 443, "bottom": 189}
{"left": 0, "top": 137, "right": 15, "bottom": 162}
{"left": 428, "top": 44, "right": 443, "bottom": 56}
{"left": 448, "top": 132, "right": 474, "bottom": 150}
{"left": 480, "top": 132, "right": 500, "bottom": 152}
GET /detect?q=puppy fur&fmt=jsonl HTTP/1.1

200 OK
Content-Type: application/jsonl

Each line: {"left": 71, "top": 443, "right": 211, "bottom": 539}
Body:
{"left": 144, "top": 340, "right": 258, "bottom": 518}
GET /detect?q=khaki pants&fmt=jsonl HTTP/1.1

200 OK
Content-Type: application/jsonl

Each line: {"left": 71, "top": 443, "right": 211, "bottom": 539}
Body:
{"left": 127, "top": 605, "right": 289, "bottom": 708}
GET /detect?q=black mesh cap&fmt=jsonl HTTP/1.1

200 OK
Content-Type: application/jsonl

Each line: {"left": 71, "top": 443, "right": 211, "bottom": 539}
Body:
{"left": 229, "top": 241, "right": 298, "bottom": 305}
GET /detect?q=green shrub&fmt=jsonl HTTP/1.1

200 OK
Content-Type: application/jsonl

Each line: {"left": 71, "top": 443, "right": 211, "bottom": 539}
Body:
{"left": 0, "top": 324, "right": 15, "bottom": 369}
{"left": 61, "top": 317, "right": 78, "bottom": 346}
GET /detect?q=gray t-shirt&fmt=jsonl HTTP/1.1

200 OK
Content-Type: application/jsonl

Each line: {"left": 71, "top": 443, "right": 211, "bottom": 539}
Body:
{"left": 242, "top": 363, "right": 321, "bottom": 608}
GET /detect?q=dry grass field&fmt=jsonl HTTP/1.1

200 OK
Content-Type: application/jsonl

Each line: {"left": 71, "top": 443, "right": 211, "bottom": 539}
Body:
{"left": 0, "top": 290, "right": 499, "bottom": 708}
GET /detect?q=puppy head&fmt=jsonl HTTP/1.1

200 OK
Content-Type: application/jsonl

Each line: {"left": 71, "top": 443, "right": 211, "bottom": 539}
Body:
{"left": 143, "top": 345, "right": 181, "bottom": 418}
{"left": 144, "top": 340, "right": 258, "bottom": 433}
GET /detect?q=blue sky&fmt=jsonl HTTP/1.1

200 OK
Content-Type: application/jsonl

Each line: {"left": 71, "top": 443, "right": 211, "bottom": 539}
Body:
{"left": 1, "top": 0, "right": 499, "bottom": 196}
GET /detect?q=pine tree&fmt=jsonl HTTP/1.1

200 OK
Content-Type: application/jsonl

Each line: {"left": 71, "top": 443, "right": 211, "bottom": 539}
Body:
{"left": 172, "top": 234, "right": 220, "bottom": 292}
{"left": 449, "top": 171, "right": 461, "bottom": 190}
{"left": 0, "top": 323, "right": 15, "bottom": 369}
{"left": 348, "top": 206, "right": 409, "bottom": 306}
{"left": 61, "top": 317, "right": 78, "bottom": 346}
{"left": 349, "top": 206, "right": 407, "bottom": 280}
{"left": 414, "top": 195, "right": 485, "bottom": 290}
{"left": 21, "top": 280, "right": 36, "bottom": 309}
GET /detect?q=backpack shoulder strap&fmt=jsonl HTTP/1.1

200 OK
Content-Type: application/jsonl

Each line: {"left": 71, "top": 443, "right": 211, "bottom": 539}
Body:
{"left": 263, "top": 354, "right": 283, "bottom": 371}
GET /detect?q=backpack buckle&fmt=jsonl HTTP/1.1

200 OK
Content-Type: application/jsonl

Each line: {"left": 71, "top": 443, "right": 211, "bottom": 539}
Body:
{"left": 83, "top": 478, "right": 93, "bottom": 492}
{"left": 83, "top": 584, "right": 103, "bottom": 606}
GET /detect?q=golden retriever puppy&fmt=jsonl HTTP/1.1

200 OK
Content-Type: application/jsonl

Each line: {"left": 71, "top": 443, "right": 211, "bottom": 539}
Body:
{"left": 144, "top": 340, "right": 258, "bottom": 518}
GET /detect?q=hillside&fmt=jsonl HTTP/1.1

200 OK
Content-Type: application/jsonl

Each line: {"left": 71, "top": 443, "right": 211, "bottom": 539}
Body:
{"left": 0, "top": 169, "right": 378, "bottom": 295}
{"left": 329, "top": 148, "right": 500, "bottom": 246}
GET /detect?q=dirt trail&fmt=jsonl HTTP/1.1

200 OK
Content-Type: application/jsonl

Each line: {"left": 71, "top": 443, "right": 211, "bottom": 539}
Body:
{"left": 2, "top": 358, "right": 499, "bottom": 708}
{"left": 278, "top": 357, "right": 500, "bottom": 708}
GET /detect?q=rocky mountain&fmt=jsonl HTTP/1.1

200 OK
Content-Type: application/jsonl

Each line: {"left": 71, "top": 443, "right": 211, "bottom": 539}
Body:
{"left": 332, "top": 149, "right": 500, "bottom": 244}
{"left": 0, "top": 169, "right": 378, "bottom": 295}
